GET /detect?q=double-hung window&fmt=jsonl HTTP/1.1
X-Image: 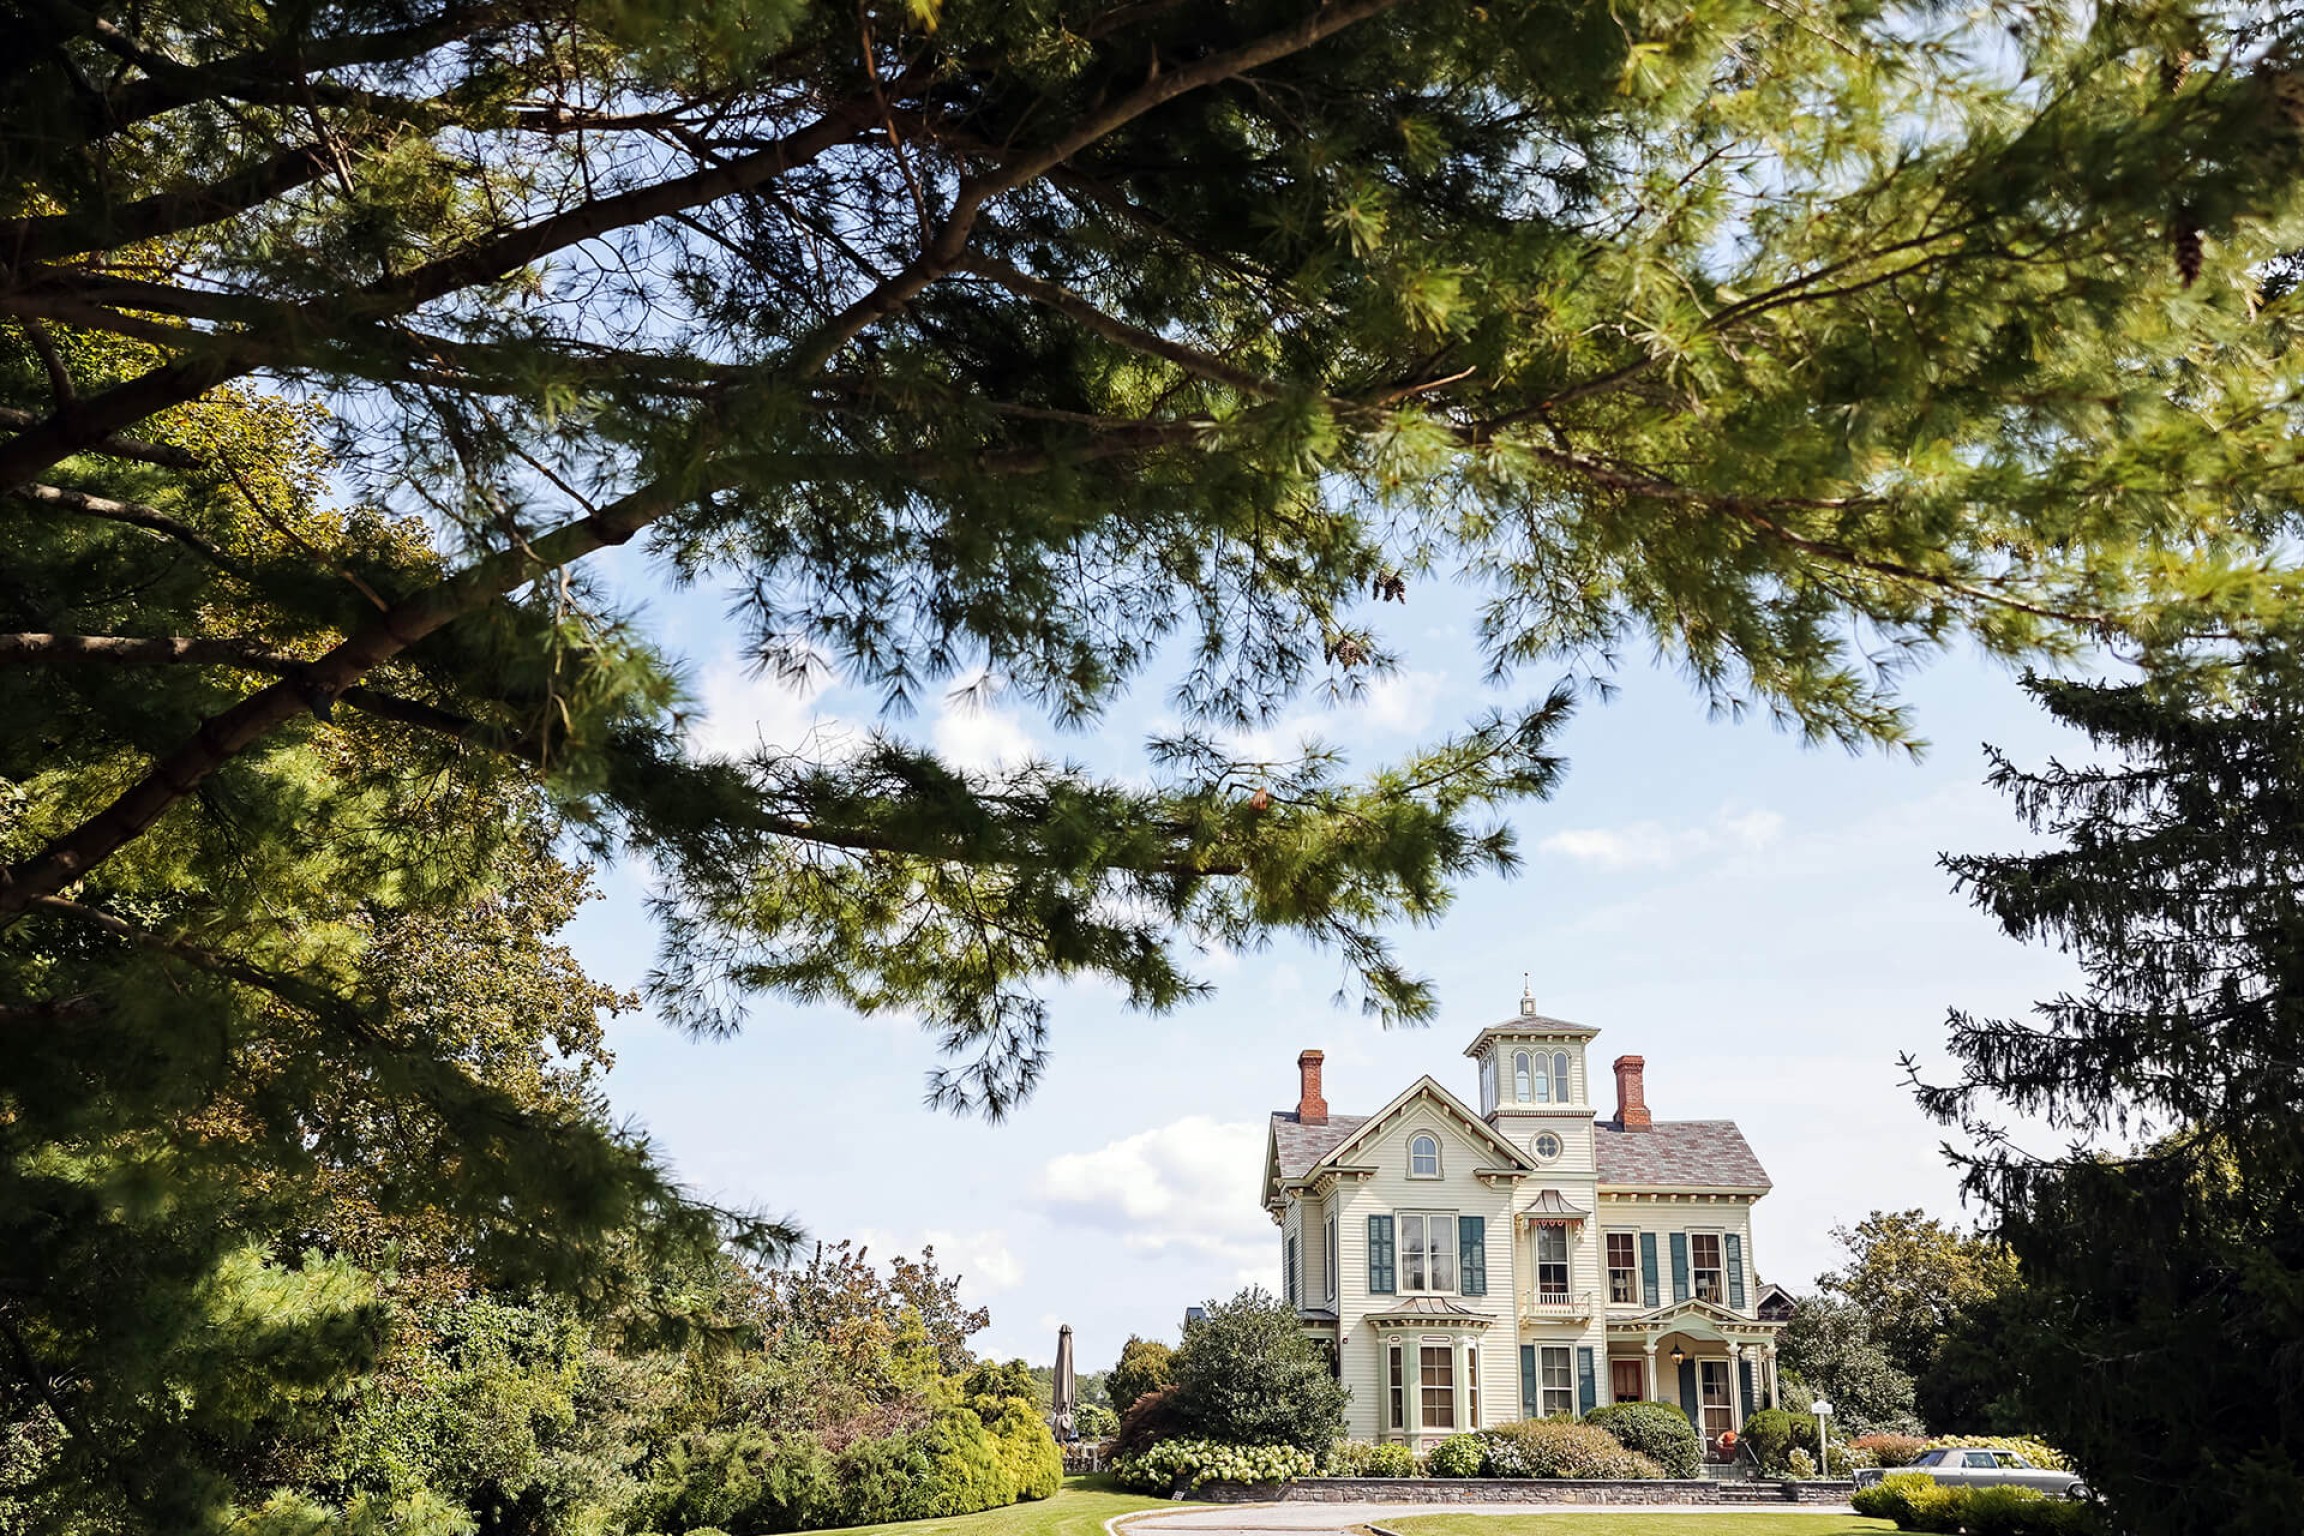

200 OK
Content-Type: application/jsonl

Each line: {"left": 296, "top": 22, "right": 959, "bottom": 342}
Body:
{"left": 1466, "top": 1344, "right": 1481, "bottom": 1427}
{"left": 1538, "top": 1345, "right": 1575, "bottom": 1417}
{"left": 1691, "top": 1232, "right": 1724, "bottom": 1303}
{"left": 1606, "top": 1232, "right": 1639, "bottom": 1305}
{"left": 1400, "top": 1212, "right": 1458, "bottom": 1293}
{"left": 1387, "top": 1341, "right": 1405, "bottom": 1430}
{"left": 1326, "top": 1216, "right": 1339, "bottom": 1303}
{"left": 1534, "top": 1224, "right": 1570, "bottom": 1299}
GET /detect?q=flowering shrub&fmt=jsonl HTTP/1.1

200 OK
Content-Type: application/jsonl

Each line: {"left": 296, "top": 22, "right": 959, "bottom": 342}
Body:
{"left": 1929, "top": 1435, "right": 2071, "bottom": 1472}
{"left": 1476, "top": 1420, "right": 1663, "bottom": 1479}
{"left": 1427, "top": 1435, "right": 1485, "bottom": 1477}
{"left": 1786, "top": 1448, "right": 1817, "bottom": 1480}
{"left": 1114, "top": 1438, "right": 1315, "bottom": 1492}
{"left": 1319, "top": 1441, "right": 1417, "bottom": 1477}
{"left": 1852, "top": 1434, "right": 1930, "bottom": 1468}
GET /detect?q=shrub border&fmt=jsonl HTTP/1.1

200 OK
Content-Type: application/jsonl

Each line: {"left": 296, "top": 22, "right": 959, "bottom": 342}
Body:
{"left": 1190, "top": 1477, "right": 1857, "bottom": 1505}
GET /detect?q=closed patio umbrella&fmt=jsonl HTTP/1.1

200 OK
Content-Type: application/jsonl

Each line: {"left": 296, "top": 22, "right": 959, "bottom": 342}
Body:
{"left": 1051, "top": 1323, "right": 1076, "bottom": 1442}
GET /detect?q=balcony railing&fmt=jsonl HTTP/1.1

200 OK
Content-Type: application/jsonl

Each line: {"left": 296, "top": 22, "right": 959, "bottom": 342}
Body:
{"left": 1519, "top": 1288, "right": 1596, "bottom": 1320}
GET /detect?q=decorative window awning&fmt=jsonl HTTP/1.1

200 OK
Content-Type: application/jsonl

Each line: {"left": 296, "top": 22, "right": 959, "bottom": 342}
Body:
{"left": 1519, "top": 1187, "right": 1592, "bottom": 1226}
{"left": 1364, "top": 1296, "right": 1493, "bottom": 1330}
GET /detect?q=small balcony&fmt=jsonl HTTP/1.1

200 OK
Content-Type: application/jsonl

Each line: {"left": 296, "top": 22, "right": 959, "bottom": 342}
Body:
{"left": 1519, "top": 1288, "right": 1596, "bottom": 1322}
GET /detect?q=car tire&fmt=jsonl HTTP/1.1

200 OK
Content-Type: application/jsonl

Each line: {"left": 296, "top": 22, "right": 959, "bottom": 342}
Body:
{"left": 2065, "top": 1483, "right": 2089, "bottom": 1500}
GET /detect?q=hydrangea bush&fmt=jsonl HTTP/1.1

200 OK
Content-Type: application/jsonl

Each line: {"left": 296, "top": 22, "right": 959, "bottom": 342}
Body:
{"left": 1318, "top": 1442, "right": 1418, "bottom": 1477}
{"left": 1426, "top": 1435, "right": 1485, "bottom": 1477}
{"left": 1114, "top": 1438, "right": 1315, "bottom": 1492}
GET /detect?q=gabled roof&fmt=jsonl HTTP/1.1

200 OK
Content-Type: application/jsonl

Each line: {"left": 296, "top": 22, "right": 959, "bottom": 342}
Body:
{"left": 1595, "top": 1119, "right": 1771, "bottom": 1191}
{"left": 1266, "top": 1075, "right": 1537, "bottom": 1207}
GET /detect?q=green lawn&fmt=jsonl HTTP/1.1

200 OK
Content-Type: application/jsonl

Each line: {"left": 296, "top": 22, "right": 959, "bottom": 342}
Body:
{"left": 825, "top": 1475, "right": 1192, "bottom": 1536}
{"left": 1383, "top": 1515, "right": 1893, "bottom": 1536}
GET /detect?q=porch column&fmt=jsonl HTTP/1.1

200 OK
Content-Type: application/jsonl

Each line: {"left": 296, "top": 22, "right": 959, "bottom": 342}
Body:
{"left": 1642, "top": 1337, "right": 1659, "bottom": 1404}
{"left": 1727, "top": 1343, "right": 1745, "bottom": 1433}
{"left": 1763, "top": 1343, "right": 1779, "bottom": 1410}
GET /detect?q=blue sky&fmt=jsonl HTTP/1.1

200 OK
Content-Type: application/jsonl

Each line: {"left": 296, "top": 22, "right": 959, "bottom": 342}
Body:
{"left": 561, "top": 545, "right": 2090, "bottom": 1377}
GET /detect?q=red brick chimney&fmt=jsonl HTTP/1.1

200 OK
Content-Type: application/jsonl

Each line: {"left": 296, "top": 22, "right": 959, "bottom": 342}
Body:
{"left": 1296, "top": 1049, "right": 1328, "bottom": 1126}
{"left": 1613, "top": 1054, "right": 1652, "bottom": 1130}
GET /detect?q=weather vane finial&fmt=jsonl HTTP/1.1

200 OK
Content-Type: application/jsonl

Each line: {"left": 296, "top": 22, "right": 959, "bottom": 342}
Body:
{"left": 1519, "top": 971, "right": 1536, "bottom": 1017}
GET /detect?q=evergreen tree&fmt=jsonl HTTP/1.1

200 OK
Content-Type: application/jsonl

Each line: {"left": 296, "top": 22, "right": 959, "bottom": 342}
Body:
{"left": 1921, "top": 647, "right": 2304, "bottom": 1535}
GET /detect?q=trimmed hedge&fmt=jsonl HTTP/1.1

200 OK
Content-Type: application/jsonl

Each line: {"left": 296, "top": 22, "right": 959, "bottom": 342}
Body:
{"left": 1853, "top": 1474, "right": 2095, "bottom": 1535}
{"left": 1477, "top": 1419, "right": 1664, "bottom": 1479}
{"left": 1427, "top": 1434, "right": 1485, "bottom": 1477}
{"left": 1583, "top": 1402, "right": 1701, "bottom": 1479}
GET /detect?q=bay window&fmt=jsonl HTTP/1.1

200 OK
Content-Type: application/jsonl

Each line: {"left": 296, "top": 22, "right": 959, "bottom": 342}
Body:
{"left": 1419, "top": 1343, "right": 1456, "bottom": 1429}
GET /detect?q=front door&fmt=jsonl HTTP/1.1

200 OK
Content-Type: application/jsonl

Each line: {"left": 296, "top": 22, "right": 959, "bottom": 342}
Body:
{"left": 1699, "top": 1360, "right": 1734, "bottom": 1444}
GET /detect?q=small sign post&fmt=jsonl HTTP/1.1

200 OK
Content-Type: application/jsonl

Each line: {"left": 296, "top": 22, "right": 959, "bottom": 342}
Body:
{"left": 1811, "top": 1398, "right": 1834, "bottom": 1478}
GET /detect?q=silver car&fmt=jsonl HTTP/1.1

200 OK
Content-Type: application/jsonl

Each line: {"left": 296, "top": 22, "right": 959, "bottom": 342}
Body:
{"left": 1853, "top": 1448, "right": 2089, "bottom": 1499}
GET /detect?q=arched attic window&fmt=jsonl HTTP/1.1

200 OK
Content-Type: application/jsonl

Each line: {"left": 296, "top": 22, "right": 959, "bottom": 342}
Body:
{"left": 1552, "top": 1051, "right": 1571, "bottom": 1103}
{"left": 1513, "top": 1052, "right": 1532, "bottom": 1101}
{"left": 1531, "top": 1053, "right": 1552, "bottom": 1103}
{"left": 1409, "top": 1133, "right": 1441, "bottom": 1178}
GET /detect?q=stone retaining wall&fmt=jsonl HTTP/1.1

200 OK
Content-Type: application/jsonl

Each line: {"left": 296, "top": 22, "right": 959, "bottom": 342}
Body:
{"left": 1191, "top": 1477, "right": 1858, "bottom": 1505}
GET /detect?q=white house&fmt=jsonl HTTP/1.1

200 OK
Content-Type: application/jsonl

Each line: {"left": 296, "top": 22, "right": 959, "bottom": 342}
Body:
{"left": 1260, "top": 986, "right": 1789, "bottom": 1455}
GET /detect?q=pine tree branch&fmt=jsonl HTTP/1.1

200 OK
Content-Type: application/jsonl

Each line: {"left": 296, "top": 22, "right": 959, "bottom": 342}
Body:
{"left": 6, "top": 481, "right": 239, "bottom": 569}
{"left": 0, "top": 355, "right": 241, "bottom": 491}
{"left": 955, "top": 256, "right": 1283, "bottom": 398}
{"left": 0, "top": 633, "right": 304, "bottom": 669}
{"left": 788, "top": 0, "right": 1411, "bottom": 374}
{"left": 0, "top": 407, "right": 196, "bottom": 469}
{"left": 0, "top": 461, "right": 723, "bottom": 917}
{"left": 6, "top": 142, "right": 339, "bottom": 264}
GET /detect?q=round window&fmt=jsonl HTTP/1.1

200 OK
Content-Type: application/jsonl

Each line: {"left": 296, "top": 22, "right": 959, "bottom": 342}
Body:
{"left": 1532, "top": 1131, "right": 1563, "bottom": 1162}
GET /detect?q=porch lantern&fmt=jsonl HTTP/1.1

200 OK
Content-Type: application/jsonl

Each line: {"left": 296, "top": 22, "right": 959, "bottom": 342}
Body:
{"left": 1669, "top": 1345, "right": 1685, "bottom": 1366}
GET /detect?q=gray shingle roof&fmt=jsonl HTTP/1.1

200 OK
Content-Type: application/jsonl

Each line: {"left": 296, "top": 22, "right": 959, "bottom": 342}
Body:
{"left": 1270, "top": 1111, "right": 1369, "bottom": 1179}
{"left": 1595, "top": 1119, "right": 1771, "bottom": 1190}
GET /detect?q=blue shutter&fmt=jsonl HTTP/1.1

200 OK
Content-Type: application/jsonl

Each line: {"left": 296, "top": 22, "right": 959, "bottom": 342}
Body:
{"left": 1739, "top": 1359, "right": 1756, "bottom": 1419}
{"left": 1576, "top": 1347, "right": 1597, "bottom": 1415}
{"left": 1725, "top": 1233, "right": 1747, "bottom": 1311}
{"left": 1459, "top": 1215, "right": 1486, "bottom": 1297}
{"left": 1368, "top": 1215, "right": 1395, "bottom": 1294}
{"left": 1639, "top": 1232, "right": 1660, "bottom": 1309}
{"left": 1669, "top": 1232, "right": 1690, "bottom": 1302}
{"left": 1520, "top": 1343, "right": 1538, "bottom": 1419}
{"left": 1677, "top": 1358, "right": 1699, "bottom": 1427}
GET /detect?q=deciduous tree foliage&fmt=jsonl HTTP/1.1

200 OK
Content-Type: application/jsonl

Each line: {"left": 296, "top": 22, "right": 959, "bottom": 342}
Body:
{"left": 1818, "top": 1209, "right": 2018, "bottom": 1385}
{"left": 1920, "top": 649, "right": 2304, "bottom": 1536}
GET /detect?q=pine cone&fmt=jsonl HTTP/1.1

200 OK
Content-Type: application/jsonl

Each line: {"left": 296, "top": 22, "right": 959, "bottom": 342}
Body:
{"left": 2174, "top": 208, "right": 2204, "bottom": 287}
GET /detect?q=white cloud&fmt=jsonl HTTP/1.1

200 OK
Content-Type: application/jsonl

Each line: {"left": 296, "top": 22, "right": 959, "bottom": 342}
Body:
{"left": 1040, "top": 1116, "right": 1268, "bottom": 1263}
{"left": 853, "top": 1225, "right": 1024, "bottom": 1294}
{"left": 1539, "top": 807, "right": 1785, "bottom": 870}
{"left": 685, "top": 652, "right": 849, "bottom": 760}
{"left": 931, "top": 676, "right": 1040, "bottom": 772}
{"left": 1227, "top": 669, "right": 1449, "bottom": 762}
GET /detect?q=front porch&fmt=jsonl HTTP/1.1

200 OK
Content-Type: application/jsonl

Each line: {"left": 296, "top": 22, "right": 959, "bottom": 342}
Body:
{"left": 1603, "top": 1299, "right": 1784, "bottom": 1462}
